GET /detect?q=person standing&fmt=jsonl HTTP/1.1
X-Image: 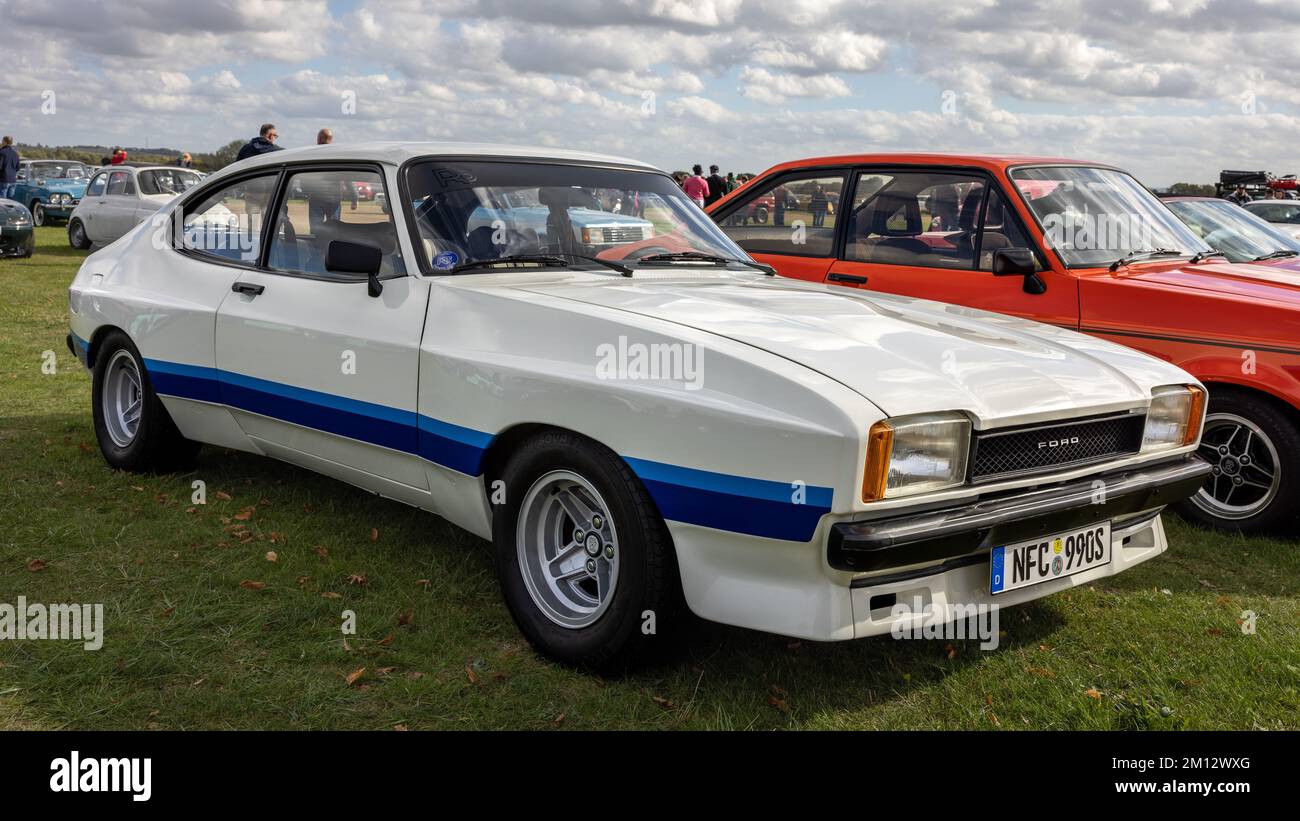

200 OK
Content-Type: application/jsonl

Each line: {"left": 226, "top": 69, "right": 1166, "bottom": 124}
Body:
{"left": 236, "top": 123, "right": 283, "bottom": 162}
{"left": 810, "top": 184, "right": 828, "bottom": 227}
{"left": 725, "top": 171, "right": 737, "bottom": 194}
{"left": 110, "top": 147, "right": 127, "bottom": 165}
{"left": 1226, "top": 184, "right": 1252, "bottom": 205}
{"left": 0, "top": 137, "right": 19, "bottom": 200}
{"left": 705, "top": 164, "right": 726, "bottom": 206}
{"left": 175, "top": 152, "right": 193, "bottom": 168}
{"left": 682, "top": 164, "right": 709, "bottom": 207}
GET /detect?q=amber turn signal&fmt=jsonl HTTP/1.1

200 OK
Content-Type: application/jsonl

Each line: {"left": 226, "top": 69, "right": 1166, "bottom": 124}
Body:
{"left": 1184, "top": 384, "right": 1206, "bottom": 445}
{"left": 862, "top": 420, "right": 894, "bottom": 502}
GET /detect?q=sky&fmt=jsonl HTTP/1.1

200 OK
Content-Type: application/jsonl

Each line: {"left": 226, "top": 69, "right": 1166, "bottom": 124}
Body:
{"left": 2, "top": 0, "right": 1299, "bottom": 186}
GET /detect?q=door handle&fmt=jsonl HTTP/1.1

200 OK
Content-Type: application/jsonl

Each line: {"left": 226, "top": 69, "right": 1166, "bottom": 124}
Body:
{"left": 827, "top": 273, "right": 868, "bottom": 285}
{"left": 231, "top": 282, "right": 265, "bottom": 297}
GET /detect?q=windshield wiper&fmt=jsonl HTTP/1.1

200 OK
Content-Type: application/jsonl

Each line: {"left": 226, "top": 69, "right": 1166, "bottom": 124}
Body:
{"left": 452, "top": 253, "right": 632, "bottom": 276}
{"left": 1254, "top": 249, "right": 1300, "bottom": 261}
{"left": 1108, "top": 249, "right": 1185, "bottom": 271}
{"left": 1189, "top": 249, "right": 1227, "bottom": 263}
{"left": 638, "top": 251, "right": 775, "bottom": 275}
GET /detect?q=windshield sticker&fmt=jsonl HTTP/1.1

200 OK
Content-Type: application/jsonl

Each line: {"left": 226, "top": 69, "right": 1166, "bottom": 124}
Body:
{"left": 433, "top": 251, "right": 460, "bottom": 270}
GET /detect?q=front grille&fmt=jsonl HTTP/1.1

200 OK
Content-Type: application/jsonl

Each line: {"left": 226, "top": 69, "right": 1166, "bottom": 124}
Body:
{"left": 602, "top": 226, "right": 647, "bottom": 243}
{"left": 969, "top": 412, "right": 1145, "bottom": 482}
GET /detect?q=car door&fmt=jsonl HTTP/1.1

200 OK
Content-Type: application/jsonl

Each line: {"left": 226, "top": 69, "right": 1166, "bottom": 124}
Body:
{"left": 101, "top": 170, "right": 138, "bottom": 239}
{"left": 711, "top": 169, "right": 850, "bottom": 283}
{"left": 214, "top": 164, "right": 431, "bottom": 496}
{"left": 80, "top": 172, "right": 110, "bottom": 243}
{"left": 826, "top": 168, "right": 1080, "bottom": 329}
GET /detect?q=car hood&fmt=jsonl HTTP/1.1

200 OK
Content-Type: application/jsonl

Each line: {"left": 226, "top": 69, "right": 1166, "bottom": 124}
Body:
{"left": 1113, "top": 259, "right": 1300, "bottom": 306}
{"left": 36, "top": 180, "right": 89, "bottom": 195}
{"left": 513, "top": 272, "right": 1188, "bottom": 424}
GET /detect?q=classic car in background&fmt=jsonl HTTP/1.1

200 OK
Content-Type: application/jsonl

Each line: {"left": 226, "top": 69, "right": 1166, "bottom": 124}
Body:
{"left": 11, "top": 160, "right": 91, "bottom": 226}
{"left": 68, "top": 165, "right": 204, "bottom": 249}
{"left": 67, "top": 142, "right": 1208, "bottom": 668}
{"left": 709, "top": 154, "right": 1300, "bottom": 536}
{"left": 1161, "top": 195, "right": 1300, "bottom": 263}
{"left": 462, "top": 189, "right": 655, "bottom": 257}
{"left": 1240, "top": 199, "right": 1300, "bottom": 241}
{"left": 0, "top": 198, "right": 35, "bottom": 258}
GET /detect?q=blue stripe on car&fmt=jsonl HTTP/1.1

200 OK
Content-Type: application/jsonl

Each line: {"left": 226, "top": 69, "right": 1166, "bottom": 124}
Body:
{"left": 135, "top": 357, "right": 834, "bottom": 540}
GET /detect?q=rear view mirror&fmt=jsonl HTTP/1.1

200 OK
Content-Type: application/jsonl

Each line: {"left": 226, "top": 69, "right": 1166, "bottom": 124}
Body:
{"left": 325, "top": 240, "right": 384, "bottom": 297}
{"left": 990, "top": 247, "right": 1047, "bottom": 295}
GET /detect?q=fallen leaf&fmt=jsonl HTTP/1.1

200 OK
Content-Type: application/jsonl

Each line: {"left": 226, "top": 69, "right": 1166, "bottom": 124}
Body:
{"left": 553, "top": 713, "right": 566, "bottom": 726}
{"left": 767, "top": 695, "right": 790, "bottom": 713}
{"left": 347, "top": 573, "right": 367, "bottom": 586}
{"left": 160, "top": 606, "right": 175, "bottom": 619}
{"left": 131, "top": 486, "right": 144, "bottom": 492}
{"left": 377, "top": 666, "right": 396, "bottom": 676}
{"left": 344, "top": 667, "right": 366, "bottom": 687}
{"left": 26, "top": 559, "right": 47, "bottom": 572}
{"left": 1207, "top": 627, "right": 1223, "bottom": 637}
{"left": 397, "top": 608, "right": 414, "bottom": 626}
{"left": 265, "top": 551, "right": 278, "bottom": 562}
{"left": 652, "top": 695, "right": 675, "bottom": 710}
{"left": 321, "top": 591, "right": 342, "bottom": 599}
{"left": 314, "top": 545, "right": 329, "bottom": 561}
{"left": 216, "top": 491, "right": 232, "bottom": 501}
{"left": 466, "top": 665, "right": 481, "bottom": 685}
{"left": 1084, "top": 687, "right": 1102, "bottom": 700}
{"left": 416, "top": 579, "right": 432, "bottom": 591}
{"left": 393, "top": 724, "right": 408, "bottom": 731}
{"left": 239, "top": 580, "right": 266, "bottom": 591}
{"left": 377, "top": 634, "right": 395, "bottom": 647}
{"left": 233, "top": 507, "right": 254, "bottom": 521}
{"left": 406, "top": 671, "right": 424, "bottom": 681}
{"left": 185, "top": 507, "right": 196, "bottom": 514}
{"left": 369, "top": 528, "right": 379, "bottom": 542}
{"left": 297, "top": 575, "right": 311, "bottom": 588}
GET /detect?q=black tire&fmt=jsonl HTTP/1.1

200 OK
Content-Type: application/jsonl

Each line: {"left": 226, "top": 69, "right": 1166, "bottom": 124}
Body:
{"left": 91, "top": 330, "right": 200, "bottom": 472}
{"left": 753, "top": 206, "right": 768, "bottom": 224}
{"left": 68, "top": 219, "right": 92, "bottom": 250}
{"left": 1176, "top": 388, "right": 1300, "bottom": 536}
{"left": 31, "top": 201, "right": 46, "bottom": 227}
{"left": 492, "top": 430, "right": 681, "bottom": 671}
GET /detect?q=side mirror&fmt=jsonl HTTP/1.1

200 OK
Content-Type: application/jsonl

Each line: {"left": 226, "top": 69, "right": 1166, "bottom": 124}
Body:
{"left": 325, "top": 239, "right": 384, "bottom": 297}
{"left": 990, "top": 247, "right": 1046, "bottom": 295}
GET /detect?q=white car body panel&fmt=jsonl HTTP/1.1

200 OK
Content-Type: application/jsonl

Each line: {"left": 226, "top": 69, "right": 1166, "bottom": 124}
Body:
{"left": 68, "top": 142, "right": 1205, "bottom": 641}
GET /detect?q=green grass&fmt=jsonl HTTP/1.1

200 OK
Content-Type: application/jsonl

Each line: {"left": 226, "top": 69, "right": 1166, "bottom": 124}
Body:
{"left": 1, "top": 226, "right": 1298, "bottom": 730}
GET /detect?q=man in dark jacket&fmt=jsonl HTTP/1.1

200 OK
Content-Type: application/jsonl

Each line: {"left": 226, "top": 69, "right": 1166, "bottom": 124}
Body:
{"left": 705, "top": 164, "right": 727, "bottom": 207}
{"left": 236, "top": 124, "right": 282, "bottom": 162}
{"left": 0, "top": 136, "right": 19, "bottom": 200}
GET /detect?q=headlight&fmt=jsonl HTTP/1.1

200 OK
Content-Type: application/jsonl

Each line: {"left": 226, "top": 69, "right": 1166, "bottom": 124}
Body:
{"left": 1141, "top": 385, "right": 1205, "bottom": 452}
{"left": 863, "top": 412, "right": 971, "bottom": 501}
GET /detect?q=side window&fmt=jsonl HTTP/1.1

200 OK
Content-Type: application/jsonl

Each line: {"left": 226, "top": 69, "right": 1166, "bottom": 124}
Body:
{"left": 106, "top": 171, "right": 130, "bottom": 196}
{"left": 86, "top": 173, "right": 108, "bottom": 198}
{"left": 844, "top": 171, "right": 985, "bottom": 269}
{"left": 179, "top": 173, "right": 279, "bottom": 265}
{"left": 267, "top": 169, "right": 405, "bottom": 279}
{"left": 976, "top": 189, "right": 1038, "bottom": 271}
{"left": 137, "top": 171, "right": 160, "bottom": 196}
{"left": 717, "top": 173, "right": 845, "bottom": 256}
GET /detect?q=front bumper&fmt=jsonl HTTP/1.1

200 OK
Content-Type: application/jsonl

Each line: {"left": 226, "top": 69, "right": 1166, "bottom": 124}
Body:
{"left": 0, "top": 225, "right": 35, "bottom": 257}
{"left": 828, "top": 456, "right": 1210, "bottom": 573}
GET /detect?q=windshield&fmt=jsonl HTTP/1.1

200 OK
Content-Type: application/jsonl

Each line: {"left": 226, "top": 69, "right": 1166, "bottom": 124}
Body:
{"left": 1245, "top": 201, "right": 1300, "bottom": 224}
{"left": 31, "top": 162, "right": 89, "bottom": 180}
{"left": 1165, "top": 199, "right": 1300, "bottom": 263}
{"left": 404, "top": 160, "right": 749, "bottom": 272}
{"left": 1011, "top": 166, "right": 1210, "bottom": 267}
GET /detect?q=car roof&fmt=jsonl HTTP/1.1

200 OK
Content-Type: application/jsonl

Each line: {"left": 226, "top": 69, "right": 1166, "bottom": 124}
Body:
{"left": 214, "top": 141, "right": 660, "bottom": 180}
{"left": 751, "top": 152, "right": 1118, "bottom": 176}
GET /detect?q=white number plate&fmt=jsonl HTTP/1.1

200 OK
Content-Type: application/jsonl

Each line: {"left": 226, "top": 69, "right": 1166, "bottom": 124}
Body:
{"left": 990, "top": 521, "right": 1111, "bottom": 595}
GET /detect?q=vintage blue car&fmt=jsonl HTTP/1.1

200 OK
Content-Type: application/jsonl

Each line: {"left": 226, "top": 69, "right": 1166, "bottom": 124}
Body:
{"left": 11, "top": 160, "right": 92, "bottom": 226}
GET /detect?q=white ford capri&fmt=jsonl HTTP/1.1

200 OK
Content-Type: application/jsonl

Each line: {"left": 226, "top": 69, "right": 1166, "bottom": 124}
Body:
{"left": 67, "top": 142, "right": 1210, "bottom": 669}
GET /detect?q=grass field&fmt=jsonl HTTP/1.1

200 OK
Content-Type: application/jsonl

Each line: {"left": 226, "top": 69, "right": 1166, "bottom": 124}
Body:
{"left": 1, "top": 226, "right": 1297, "bottom": 730}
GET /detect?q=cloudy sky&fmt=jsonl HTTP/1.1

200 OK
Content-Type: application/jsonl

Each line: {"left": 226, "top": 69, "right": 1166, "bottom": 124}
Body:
{"left": 1, "top": 0, "right": 1298, "bottom": 185}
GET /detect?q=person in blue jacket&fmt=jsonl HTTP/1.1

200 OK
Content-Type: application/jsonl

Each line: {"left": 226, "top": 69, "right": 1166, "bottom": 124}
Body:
{"left": 0, "top": 137, "right": 20, "bottom": 200}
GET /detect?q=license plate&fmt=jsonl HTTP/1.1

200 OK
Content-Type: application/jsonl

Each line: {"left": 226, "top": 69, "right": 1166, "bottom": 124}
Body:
{"left": 990, "top": 521, "right": 1111, "bottom": 595}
